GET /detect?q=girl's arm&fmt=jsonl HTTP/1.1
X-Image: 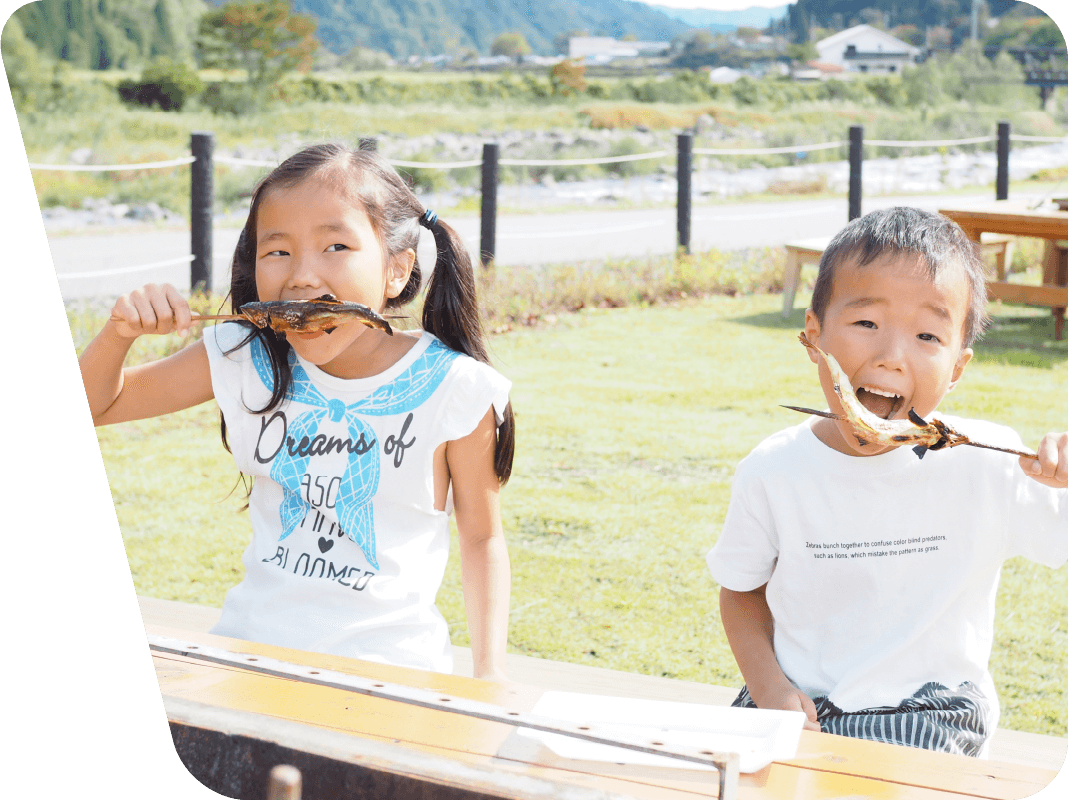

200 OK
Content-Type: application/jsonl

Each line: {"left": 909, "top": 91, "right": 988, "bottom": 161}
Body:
{"left": 719, "top": 585, "right": 821, "bottom": 731}
{"left": 79, "top": 283, "right": 214, "bottom": 425}
{"left": 448, "top": 407, "right": 511, "bottom": 681}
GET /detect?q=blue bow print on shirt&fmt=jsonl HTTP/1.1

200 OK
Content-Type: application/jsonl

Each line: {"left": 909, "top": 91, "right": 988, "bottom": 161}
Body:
{"left": 250, "top": 337, "right": 459, "bottom": 570}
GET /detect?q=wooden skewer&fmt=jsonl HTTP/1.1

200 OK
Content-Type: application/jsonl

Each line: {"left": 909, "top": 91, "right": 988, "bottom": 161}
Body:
{"left": 110, "top": 312, "right": 409, "bottom": 323}
{"left": 962, "top": 441, "right": 1040, "bottom": 460}
{"left": 781, "top": 406, "right": 1040, "bottom": 460}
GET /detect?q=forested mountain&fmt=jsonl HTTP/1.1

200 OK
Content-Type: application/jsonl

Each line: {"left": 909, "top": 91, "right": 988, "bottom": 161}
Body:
{"left": 287, "top": 0, "right": 690, "bottom": 57}
{"left": 785, "top": 0, "right": 1059, "bottom": 42}
{"left": 10, "top": 0, "right": 690, "bottom": 63}
{"left": 12, "top": 0, "right": 207, "bottom": 69}
{"left": 8, "top": 0, "right": 1061, "bottom": 69}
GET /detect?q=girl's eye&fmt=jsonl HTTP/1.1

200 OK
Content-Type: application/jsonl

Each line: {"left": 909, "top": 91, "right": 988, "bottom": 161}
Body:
{"left": 854, "top": 320, "right": 876, "bottom": 329}
{"left": 326, "top": 243, "right": 348, "bottom": 252}
{"left": 263, "top": 249, "right": 288, "bottom": 257}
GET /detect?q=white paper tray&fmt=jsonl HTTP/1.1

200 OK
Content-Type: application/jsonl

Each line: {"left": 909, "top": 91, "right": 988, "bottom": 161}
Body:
{"left": 517, "top": 691, "right": 805, "bottom": 773}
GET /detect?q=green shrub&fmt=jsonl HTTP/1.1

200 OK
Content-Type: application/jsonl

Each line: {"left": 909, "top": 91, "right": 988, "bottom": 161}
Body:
{"left": 117, "top": 58, "right": 204, "bottom": 111}
{"left": 200, "top": 82, "right": 261, "bottom": 115}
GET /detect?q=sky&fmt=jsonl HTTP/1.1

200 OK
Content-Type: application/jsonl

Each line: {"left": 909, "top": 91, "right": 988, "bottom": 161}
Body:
{"left": 650, "top": 0, "right": 790, "bottom": 9}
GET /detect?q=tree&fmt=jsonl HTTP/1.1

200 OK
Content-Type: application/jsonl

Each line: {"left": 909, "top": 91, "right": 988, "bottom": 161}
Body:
{"left": 786, "top": 42, "right": 818, "bottom": 63}
{"left": 491, "top": 32, "right": 531, "bottom": 63}
{"left": 197, "top": 0, "right": 319, "bottom": 93}
{"left": 550, "top": 58, "right": 587, "bottom": 96}
{"left": 1, "top": 14, "right": 52, "bottom": 110}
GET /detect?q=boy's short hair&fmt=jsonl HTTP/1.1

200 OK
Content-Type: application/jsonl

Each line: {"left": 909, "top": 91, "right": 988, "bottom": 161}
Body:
{"left": 810, "top": 207, "right": 989, "bottom": 348}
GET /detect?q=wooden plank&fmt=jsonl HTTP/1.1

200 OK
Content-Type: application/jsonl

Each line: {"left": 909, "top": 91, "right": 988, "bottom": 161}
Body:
{"left": 137, "top": 597, "right": 1068, "bottom": 775}
{"left": 986, "top": 281, "right": 1068, "bottom": 308}
{"left": 168, "top": 695, "right": 641, "bottom": 800}
{"left": 146, "top": 625, "right": 1057, "bottom": 800}
{"left": 150, "top": 633, "right": 741, "bottom": 785}
{"left": 159, "top": 650, "right": 983, "bottom": 800}
{"left": 939, "top": 204, "right": 1068, "bottom": 241}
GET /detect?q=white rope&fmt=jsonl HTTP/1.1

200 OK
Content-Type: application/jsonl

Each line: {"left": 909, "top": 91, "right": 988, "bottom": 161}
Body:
{"left": 390, "top": 158, "right": 484, "bottom": 169}
{"left": 865, "top": 136, "right": 994, "bottom": 147}
{"left": 214, "top": 155, "right": 278, "bottom": 168}
{"left": 499, "top": 151, "right": 671, "bottom": 166}
{"left": 58, "top": 254, "right": 195, "bottom": 280}
{"left": 1009, "top": 134, "right": 1067, "bottom": 142}
{"left": 28, "top": 156, "right": 196, "bottom": 171}
{"left": 693, "top": 141, "right": 845, "bottom": 156}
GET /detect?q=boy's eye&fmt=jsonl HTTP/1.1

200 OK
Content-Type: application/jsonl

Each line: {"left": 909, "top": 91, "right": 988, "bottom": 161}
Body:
{"left": 918, "top": 333, "right": 942, "bottom": 343}
{"left": 326, "top": 243, "right": 349, "bottom": 252}
{"left": 854, "top": 320, "right": 876, "bottom": 329}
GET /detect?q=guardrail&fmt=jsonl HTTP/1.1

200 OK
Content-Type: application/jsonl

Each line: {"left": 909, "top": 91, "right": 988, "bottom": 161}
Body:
{"left": 28, "top": 122, "right": 1066, "bottom": 290}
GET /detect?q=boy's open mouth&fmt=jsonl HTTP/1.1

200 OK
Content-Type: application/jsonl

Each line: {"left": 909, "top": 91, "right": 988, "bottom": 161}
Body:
{"left": 856, "top": 387, "right": 904, "bottom": 420}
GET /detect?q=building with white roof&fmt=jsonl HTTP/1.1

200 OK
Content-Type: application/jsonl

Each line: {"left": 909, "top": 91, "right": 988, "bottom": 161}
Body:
{"left": 815, "top": 25, "right": 920, "bottom": 74}
{"left": 568, "top": 36, "right": 670, "bottom": 63}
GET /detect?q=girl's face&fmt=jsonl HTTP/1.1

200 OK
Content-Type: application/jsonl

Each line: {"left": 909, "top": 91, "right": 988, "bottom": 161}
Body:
{"left": 254, "top": 177, "right": 414, "bottom": 376}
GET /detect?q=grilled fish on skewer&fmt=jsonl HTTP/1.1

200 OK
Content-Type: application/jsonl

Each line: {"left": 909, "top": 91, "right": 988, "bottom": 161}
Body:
{"left": 239, "top": 294, "right": 394, "bottom": 336}
{"left": 785, "top": 332, "right": 1038, "bottom": 461}
{"left": 109, "top": 294, "right": 403, "bottom": 333}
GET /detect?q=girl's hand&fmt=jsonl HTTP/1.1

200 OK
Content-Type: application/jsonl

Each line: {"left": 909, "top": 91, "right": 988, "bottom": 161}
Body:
{"left": 1021, "top": 432, "right": 1068, "bottom": 489}
{"left": 109, "top": 283, "right": 192, "bottom": 339}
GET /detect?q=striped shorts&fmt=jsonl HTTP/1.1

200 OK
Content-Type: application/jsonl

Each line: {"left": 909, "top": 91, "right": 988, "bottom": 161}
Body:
{"left": 731, "top": 681, "right": 990, "bottom": 757}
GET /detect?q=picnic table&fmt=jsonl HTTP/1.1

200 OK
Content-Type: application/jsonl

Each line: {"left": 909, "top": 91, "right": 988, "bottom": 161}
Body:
{"left": 142, "top": 598, "right": 1061, "bottom": 800}
{"left": 938, "top": 201, "right": 1068, "bottom": 340}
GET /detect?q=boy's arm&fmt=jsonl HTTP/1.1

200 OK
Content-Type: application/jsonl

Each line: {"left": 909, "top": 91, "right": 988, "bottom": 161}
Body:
{"left": 720, "top": 585, "right": 821, "bottom": 731}
{"left": 1021, "top": 432, "right": 1068, "bottom": 489}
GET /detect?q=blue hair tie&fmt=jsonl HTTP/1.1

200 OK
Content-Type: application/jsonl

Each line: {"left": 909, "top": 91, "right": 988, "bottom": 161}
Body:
{"left": 419, "top": 209, "right": 438, "bottom": 229}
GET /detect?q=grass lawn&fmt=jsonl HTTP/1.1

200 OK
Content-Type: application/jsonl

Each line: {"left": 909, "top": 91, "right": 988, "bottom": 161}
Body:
{"left": 90, "top": 293, "right": 1066, "bottom": 735}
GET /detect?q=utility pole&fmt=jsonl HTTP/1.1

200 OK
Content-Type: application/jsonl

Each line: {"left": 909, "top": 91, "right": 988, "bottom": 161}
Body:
{"left": 971, "top": 0, "right": 980, "bottom": 43}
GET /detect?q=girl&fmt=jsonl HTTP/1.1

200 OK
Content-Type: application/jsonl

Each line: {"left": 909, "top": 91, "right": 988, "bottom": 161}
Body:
{"left": 79, "top": 143, "right": 515, "bottom": 680}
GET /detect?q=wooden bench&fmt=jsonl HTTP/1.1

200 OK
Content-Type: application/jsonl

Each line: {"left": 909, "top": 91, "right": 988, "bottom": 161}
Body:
{"left": 985, "top": 238, "right": 1068, "bottom": 340}
{"left": 138, "top": 595, "right": 1067, "bottom": 773}
{"left": 781, "top": 233, "right": 1017, "bottom": 319}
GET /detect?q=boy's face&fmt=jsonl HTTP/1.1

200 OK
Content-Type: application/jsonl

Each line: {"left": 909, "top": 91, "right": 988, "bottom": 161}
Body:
{"left": 804, "top": 252, "right": 974, "bottom": 457}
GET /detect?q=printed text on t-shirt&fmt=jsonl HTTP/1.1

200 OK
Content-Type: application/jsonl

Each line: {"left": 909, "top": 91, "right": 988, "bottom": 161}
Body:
{"left": 805, "top": 535, "right": 946, "bottom": 559}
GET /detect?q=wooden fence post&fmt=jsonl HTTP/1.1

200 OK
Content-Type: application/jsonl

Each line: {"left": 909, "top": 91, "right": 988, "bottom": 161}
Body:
{"left": 480, "top": 143, "right": 499, "bottom": 270}
{"left": 996, "top": 121, "right": 1010, "bottom": 200}
{"left": 848, "top": 125, "right": 863, "bottom": 222}
{"left": 190, "top": 132, "right": 214, "bottom": 293}
{"left": 677, "top": 132, "right": 693, "bottom": 254}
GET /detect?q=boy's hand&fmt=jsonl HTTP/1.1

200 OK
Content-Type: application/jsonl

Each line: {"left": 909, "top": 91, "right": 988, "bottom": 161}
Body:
{"left": 750, "top": 682, "right": 822, "bottom": 732}
{"left": 109, "top": 283, "right": 192, "bottom": 339}
{"left": 1021, "top": 432, "right": 1068, "bottom": 489}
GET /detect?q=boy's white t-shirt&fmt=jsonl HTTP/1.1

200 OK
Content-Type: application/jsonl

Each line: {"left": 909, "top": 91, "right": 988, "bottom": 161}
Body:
{"left": 707, "top": 416, "right": 1067, "bottom": 733}
{"left": 202, "top": 322, "right": 511, "bottom": 673}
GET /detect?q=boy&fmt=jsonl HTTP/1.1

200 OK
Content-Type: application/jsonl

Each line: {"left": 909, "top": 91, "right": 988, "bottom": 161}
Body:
{"left": 707, "top": 206, "right": 1067, "bottom": 757}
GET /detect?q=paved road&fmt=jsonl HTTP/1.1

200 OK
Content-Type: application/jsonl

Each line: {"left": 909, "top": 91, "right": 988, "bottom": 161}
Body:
{"left": 48, "top": 191, "right": 1044, "bottom": 301}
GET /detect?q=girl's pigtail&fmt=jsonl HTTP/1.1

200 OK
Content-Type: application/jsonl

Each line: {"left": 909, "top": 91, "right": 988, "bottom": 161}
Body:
{"left": 421, "top": 219, "right": 515, "bottom": 485}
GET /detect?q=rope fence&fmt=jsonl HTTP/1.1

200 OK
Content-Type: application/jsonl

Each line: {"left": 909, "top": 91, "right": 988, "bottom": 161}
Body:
{"left": 32, "top": 122, "right": 1068, "bottom": 285}
{"left": 26, "top": 156, "right": 196, "bottom": 171}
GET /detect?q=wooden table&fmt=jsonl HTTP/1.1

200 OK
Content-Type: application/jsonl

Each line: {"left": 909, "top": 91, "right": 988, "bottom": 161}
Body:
{"left": 939, "top": 201, "right": 1068, "bottom": 340}
{"left": 147, "top": 623, "right": 1058, "bottom": 800}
